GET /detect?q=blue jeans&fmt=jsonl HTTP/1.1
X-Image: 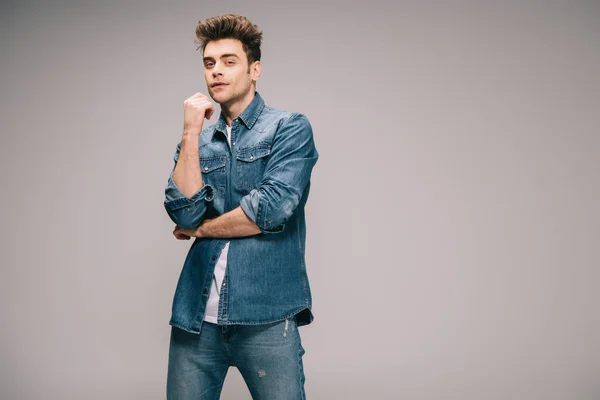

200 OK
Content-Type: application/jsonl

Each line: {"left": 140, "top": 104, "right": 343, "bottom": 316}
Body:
{"left": 166, "top": 317, "right": 306, "bottom": 399}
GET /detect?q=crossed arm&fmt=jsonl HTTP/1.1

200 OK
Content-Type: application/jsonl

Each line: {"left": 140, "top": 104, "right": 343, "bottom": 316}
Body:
{"left": 173, "top": 206, "right": 261, "bottom": 240}
{"left": 164, "top": 112, "right": 318, "bottom": 240}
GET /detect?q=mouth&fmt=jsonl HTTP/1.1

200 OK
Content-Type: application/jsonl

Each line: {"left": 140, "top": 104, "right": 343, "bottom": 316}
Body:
{"left": 212, "top": 83, "right": 228, "bottom": 88}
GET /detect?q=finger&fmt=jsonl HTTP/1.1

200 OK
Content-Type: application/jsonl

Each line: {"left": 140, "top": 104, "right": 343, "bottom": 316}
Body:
{"left": 178, "top": 228, "right": 194, "bottom": 238}
{"left": 173, "top": 229, "right": 185, "bottom": 238}
{"left": 196, "top": 101, "right": 214, "bottom": 113}
{"left": 189, "top": 101, "right": 214, "bottom": 117}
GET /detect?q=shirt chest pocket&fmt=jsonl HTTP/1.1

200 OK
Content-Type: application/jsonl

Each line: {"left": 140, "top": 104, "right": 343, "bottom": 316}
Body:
{"left": 235, "top": 142, "right": 271, "bottom": 192}
{"left": 200, "top": 156, "right": 227, "bottom": 197}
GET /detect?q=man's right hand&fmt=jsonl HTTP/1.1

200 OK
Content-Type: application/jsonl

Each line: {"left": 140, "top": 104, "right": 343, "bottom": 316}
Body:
{"left": 183, "top": 92, "right": 215, "bottom": 135}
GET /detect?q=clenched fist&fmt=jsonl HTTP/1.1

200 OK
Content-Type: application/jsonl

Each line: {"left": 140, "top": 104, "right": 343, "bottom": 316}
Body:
{"left": 183, "top": 92, "right": 215, "bottom": 135}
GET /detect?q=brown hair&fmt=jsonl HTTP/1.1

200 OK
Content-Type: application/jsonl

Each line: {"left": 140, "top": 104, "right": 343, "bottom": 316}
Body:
{"left": 195, "top": 14, "right": 263, "bottom": 66}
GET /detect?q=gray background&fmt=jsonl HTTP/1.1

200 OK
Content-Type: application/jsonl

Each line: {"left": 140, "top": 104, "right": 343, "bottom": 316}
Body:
{"left": 1, "top": 0, "right": 599, "bottom": 399}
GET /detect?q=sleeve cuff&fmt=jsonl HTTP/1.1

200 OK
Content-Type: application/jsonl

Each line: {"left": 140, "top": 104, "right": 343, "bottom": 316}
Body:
{"left": 163, "top": 183, "right": 214, "bottom": 229}
{"left": 240, "top": 189, "right": 285, "bottom": 234}
{"left": 164, "top": 182, "right": 214, "bottom": 212}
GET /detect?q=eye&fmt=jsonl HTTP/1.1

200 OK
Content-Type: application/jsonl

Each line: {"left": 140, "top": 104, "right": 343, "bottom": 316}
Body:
{"left": 205, "top": 62, "right": 214, "bottom": 68}
{"left": 226, "top": 60, "right": 235, "bottom": 65}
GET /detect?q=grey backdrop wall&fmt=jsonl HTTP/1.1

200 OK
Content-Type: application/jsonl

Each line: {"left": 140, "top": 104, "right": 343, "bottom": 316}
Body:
{"left": 1, "top": 1, "right": 599, "bottom": 399}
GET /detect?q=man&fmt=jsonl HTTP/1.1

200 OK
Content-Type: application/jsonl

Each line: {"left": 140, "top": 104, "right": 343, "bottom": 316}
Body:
{"left": 163, "top": 14, "right": 319, "bottom": 399}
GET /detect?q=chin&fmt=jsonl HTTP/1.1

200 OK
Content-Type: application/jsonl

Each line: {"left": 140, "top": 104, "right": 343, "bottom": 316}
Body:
{"left": 211, "top": 90, "right": 229, "bottom": 100}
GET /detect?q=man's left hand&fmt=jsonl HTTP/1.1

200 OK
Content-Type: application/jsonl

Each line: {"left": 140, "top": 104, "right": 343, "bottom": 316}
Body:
{"left": 172, "top": 221, "right": 211, "bottom": 240}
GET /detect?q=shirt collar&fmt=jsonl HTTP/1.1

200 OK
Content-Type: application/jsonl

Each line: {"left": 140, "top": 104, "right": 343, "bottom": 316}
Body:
{"left": 215, "top": 90, "right": 265, "bottom": 134}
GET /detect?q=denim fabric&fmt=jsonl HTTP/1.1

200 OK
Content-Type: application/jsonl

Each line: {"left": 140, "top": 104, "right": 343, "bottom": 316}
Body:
{"left": 166, "top": 317, "right": 306, "bottom": 399}
{"left": 164, "top": 91, "right": 319, "bottom": 334}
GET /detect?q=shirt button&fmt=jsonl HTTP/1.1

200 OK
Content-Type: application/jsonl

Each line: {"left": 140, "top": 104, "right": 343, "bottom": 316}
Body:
{"left": 250, "top": 155, "right": 254, "bottom": 160}
{"left": 212, "top": 255, "right": 217, "bottom": 261}
{"left": 232, "top": 141, "right": 236, "bottom": 146}
{"left": 222, "top": 281, "right": 226, "bottom": 287}
{"left": 202, "top": 288, "right": 208, "bottom": 294}
{"left": 204, "top": 167, "right": 209, "bottom": 171}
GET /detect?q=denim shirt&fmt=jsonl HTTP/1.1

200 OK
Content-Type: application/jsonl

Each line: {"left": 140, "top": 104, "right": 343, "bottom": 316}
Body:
{"left": 163, "top": 91, "right": 319, "bottom": 334}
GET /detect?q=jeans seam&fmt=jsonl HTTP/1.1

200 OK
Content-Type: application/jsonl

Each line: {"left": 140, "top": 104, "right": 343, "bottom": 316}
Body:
{"left": 212, "top": 367, "right": 228, "bottom": 400}
{"left": 297, "top": 324, "right": 306, "bottom": 400}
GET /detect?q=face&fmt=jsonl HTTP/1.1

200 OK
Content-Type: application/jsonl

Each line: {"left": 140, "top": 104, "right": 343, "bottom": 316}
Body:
{"left": 203, "top": 38, "right": 261, "bottom": 107}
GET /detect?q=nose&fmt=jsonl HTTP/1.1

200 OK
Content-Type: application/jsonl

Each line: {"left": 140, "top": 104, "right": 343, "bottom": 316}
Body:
{"left": 212, "top": 61, "right": 223, "bottom": 77}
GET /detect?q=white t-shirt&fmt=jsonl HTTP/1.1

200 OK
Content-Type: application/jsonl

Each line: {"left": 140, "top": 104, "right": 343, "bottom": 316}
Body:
{"left": 203, "top": 125, "right": 231, "bottom": 324}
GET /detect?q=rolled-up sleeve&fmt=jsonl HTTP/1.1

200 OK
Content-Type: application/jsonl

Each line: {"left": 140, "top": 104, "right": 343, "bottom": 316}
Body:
{"left": 164, "top": 142, "right": 214, "bottom": 229}
{"left": 240, "top": 112, "right": 319, "bottom": 234}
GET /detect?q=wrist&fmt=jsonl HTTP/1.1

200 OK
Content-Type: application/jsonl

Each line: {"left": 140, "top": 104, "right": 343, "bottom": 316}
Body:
{"left": 196, "top": 222, "right": 207, "bottom": 238}
{"left": 182, "top": 128, "right": 201, "bottom": 138}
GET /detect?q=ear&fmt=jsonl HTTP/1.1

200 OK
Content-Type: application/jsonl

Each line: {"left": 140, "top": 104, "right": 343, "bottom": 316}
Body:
{"left": 251, "top": 60, "right": 261, "bottom": 82}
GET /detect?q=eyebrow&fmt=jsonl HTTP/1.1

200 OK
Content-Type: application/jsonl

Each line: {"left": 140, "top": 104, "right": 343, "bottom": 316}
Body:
{"left": 203, "top": 53, "right": 240, "bottom": 62}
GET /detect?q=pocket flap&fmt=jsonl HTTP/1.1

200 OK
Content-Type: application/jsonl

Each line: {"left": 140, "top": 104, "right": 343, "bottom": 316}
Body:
{"left": 236, "top": 143, "right": 271, "bottom": 162}
{"left": 200, "top": 156, "right": 226, "bottom": 173}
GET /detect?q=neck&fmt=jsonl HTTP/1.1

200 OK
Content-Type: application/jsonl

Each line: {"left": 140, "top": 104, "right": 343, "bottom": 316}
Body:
{"left": 221, "top": 87, "right": 256, "bottom": 126}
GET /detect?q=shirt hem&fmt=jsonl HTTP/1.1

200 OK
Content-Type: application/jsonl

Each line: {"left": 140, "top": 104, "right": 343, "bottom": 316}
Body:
{"left": 219, "top": 305, "right": 312, "bottom": 326}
